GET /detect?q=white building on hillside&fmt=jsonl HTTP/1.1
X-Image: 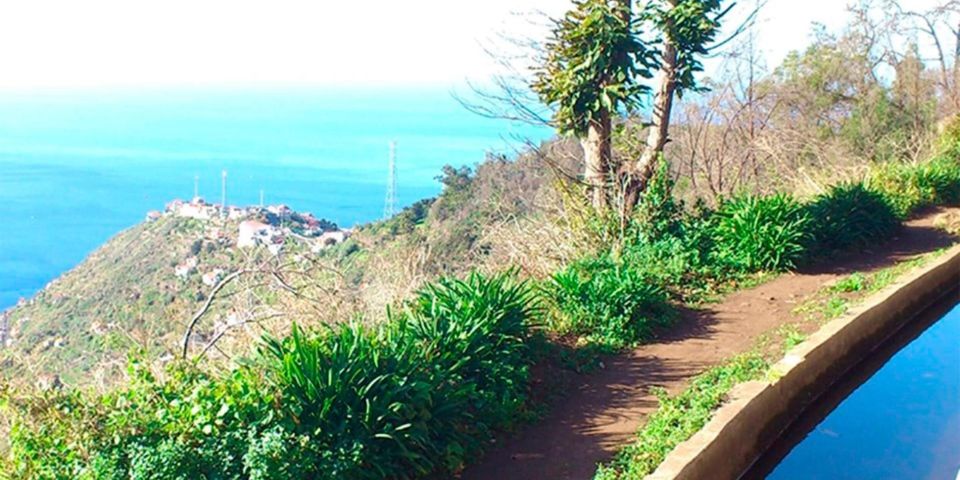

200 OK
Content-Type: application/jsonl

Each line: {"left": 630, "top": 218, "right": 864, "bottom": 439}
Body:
{"left": 174, "top": 256, "right": 199, "bottom": 279}
{"left": 202, "top": 268, "right": 225, "bottom": 287}
{"left": 312, "top": 230, "right": 351, "bottom": 252}
{"left": 238, "top": 220, "right": 281, "bottom": 248}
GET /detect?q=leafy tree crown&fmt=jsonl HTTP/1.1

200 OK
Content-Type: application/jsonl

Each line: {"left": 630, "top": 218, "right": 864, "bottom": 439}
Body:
{"left": 532, "top": 0, "right": 656, "bottom": 136}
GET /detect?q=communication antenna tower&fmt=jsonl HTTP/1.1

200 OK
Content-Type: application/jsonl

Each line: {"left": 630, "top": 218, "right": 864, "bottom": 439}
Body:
{"left": 221, "top": 170, "right": 227, "bottom": 218}
{"left": 194, "top": 174, "right": 200, "bottom": 200}
{"left": 383, "top": 141, "right": 397, "bottom": 219}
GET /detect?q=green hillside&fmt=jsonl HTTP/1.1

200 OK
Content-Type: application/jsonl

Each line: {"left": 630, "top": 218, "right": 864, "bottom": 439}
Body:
{"left": 0, "top": 214, "right": 326, "bottom": 386}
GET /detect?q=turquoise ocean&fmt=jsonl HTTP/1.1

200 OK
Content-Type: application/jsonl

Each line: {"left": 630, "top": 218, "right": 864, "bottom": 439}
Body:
{"left": 0, "top": 88, "right": 552, "bottom": 309}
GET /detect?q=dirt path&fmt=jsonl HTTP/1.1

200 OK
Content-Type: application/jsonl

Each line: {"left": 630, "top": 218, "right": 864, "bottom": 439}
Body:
{"left": 460, "top": 207, "right": 959, "bottom": 480}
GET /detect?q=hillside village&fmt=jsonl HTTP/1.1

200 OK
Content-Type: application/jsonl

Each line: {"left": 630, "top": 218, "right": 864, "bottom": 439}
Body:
{"left": 151, "top": 197, "right": 351, "bottom": 282}
{"left": 0, "top": 197, "right": 351, "bottom": 355}
{"left": 156, "top": 197, "right": 351, "bottom": 249}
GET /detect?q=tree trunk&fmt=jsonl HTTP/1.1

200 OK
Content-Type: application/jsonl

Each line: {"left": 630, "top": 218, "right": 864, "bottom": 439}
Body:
{"left": 623, "top": 40, "right": 678, "bottom": 215}
{"left": 582, "top": 111, "right": 612, "bottom": 211}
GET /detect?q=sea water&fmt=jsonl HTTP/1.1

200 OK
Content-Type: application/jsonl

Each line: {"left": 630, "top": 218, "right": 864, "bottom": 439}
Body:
{"left": 0, "top": 87, "right": 553, "bottom": 309}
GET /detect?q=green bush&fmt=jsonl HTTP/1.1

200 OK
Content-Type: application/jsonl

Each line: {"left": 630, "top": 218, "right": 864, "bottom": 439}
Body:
{"left": 545, "top": 257, "right": 673, "bottom": 350}
{"left": 257, "top": 323, "right": 430, "bottom": 478}
{"left": 621, "top": 236, "right": 699, "bottom": 289}
{"left": 406, "top": 272, "right": 536, "bottom": 434}
{"left": 806, "top": 182, "right": 900, "bottom": 252}
{"left": 709, "top": 193, "right": 812, "bottom": 272}
{"left": 4, "top": 363, "right": 264, "bottom": 480}
{"left": 868, "top": 154, "right": 960, "bottom": 218}
{"left": 632, "top": 159, "right": 684, "bottom": 242}
{"left": 2, "top": 272, "right": 538, "bottom": 480}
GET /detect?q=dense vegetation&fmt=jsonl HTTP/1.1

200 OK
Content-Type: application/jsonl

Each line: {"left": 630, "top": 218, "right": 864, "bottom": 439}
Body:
{"left": 540, "top": 141, "right": 960, "bottom": 350}
{"left": 0, "top": 214, "right": 347, "bottom": 387}
{"left": 2, "top": 273, "right": 539, "bottom": 479}
{"left": 0, "top": 217, "right": 260, "bottom": 385}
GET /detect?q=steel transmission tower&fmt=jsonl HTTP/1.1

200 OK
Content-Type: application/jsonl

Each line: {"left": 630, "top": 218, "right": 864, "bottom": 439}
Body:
{"left": 383, "top": 141, "right": 397, "bottom": 219}
{"left": 221, "top": 170, "right": 227, "bottom": 218}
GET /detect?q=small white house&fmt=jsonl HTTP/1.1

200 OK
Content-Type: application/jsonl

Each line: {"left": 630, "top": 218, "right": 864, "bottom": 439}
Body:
{"left": 238, "top": 220, "right": 279, "bottom": 247}
{"left": 266, "top": 204, "right": 292, "bottom": 217}
{"left": 227, "top": 206, "right": 247, "bottom": 220}
{"left": 165, "top": 199, "right": 185, "bottom": 213}
{"left": 178, "top": 203, "right": 212, "bottom": 220}
{"left": 319, "top": 230, "right": 349, "bottom": 245}
{"left": 174, "top": 256, "right": 199, "bottom": 279}
{"left": 145, "top": 210, "right": 163, "bottom": 222}
{"left": 174, "top": 263, "right": 195, "bottom": 279}
{"left": 202, "top": 268, "right": 225, "bottom": 287}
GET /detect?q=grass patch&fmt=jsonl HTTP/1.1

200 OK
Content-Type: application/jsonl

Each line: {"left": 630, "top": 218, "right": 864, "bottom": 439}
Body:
{"left": 543, "top": 257, "right": 675, "bottom": 352}
{"left": 831, "top": 272, "right": 866, "bottom": 293}
{"left": 777, "top": 324, "right": 807, "bottom": 351}
{"left": 795, "top": 248, "right": 949, "bottom": 325}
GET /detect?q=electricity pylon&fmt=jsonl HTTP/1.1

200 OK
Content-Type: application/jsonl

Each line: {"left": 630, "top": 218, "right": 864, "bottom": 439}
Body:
{"left": 383, "top": 141, "right": 397, "bottom": 219}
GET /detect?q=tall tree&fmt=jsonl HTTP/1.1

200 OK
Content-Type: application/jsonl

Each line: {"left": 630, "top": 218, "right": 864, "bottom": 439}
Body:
{"left": 889, "top": 0, "right": 960, "bottom": 116}
{"left": 532, "top": 0, "right": 654, "bottom": 211}
{"left": 622, "top": 0, "right": 735, "bottom": 214}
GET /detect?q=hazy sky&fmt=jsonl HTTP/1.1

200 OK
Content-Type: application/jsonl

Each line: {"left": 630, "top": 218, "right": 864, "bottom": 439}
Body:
{"left": 0, "top": 0, "right": 943, "bottom": 90}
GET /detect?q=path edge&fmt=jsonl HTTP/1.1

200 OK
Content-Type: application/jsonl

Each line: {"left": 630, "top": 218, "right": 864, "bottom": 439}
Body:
{"left": 646, "top": 244, "right": 960, "bottom": 480}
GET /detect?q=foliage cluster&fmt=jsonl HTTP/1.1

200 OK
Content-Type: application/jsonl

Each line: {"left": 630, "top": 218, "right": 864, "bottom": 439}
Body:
{"left": 868, "top": 152, "right": 960, "bottom": 219}
{"left": 2, "top": 272, "right": 539, "bottom": 480}
{"left": 709, "top": 193, "right": 811, "bottom": 272}
{"left": 543, "top": 145, "right": 958, "bottom": 349}
{"left": 545, "top": 256, "right": 672, "bottom": 351}
{"left": 532, "top": 0, "right": 653, "bottom": 136}
{"left": 805, "top": 183, "right": 900, "bottom": 253}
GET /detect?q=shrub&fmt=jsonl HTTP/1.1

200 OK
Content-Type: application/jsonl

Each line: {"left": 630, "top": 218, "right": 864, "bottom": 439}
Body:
{"left": 256, "top": 271, "right": 537, "bottom": 478}
{"left": 4, "top": 363, "right": 265, "bottom": 480}
{"left": 621, "top": 237, "right": 698, "bottom": 290}
{"left": 545, "top": 257, "right": 673, "bottom": 350}
{"left": 868, "top": 154, "right": 960, "bottom": 218}
{"left": 709, "top": 193, "right": 812, "bottom": 272}
{"left": 257, "top": 323, "right": 430, "bottom": 478}
{"left": 406, "top": 272, "right": 537, "bottom": 434}
{"left": 632, "top": 159, "right": 684, "bottom": 242}
{"left": 805, "top": 182, "right": 900, "bottom": 252}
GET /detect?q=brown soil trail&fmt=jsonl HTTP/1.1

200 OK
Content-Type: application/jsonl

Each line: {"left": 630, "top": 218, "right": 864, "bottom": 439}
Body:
{"left": 460, "top": 207, "right": 959, "bottom": 480}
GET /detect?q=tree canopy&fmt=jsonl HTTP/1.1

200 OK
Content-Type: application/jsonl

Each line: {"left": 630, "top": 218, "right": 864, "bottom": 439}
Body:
{"left": 532, "top": 0, "right": 655, "bottom": 137}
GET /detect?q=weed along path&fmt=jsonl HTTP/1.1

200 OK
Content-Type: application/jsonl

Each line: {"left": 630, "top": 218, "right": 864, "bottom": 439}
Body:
{"left": 459, "top": 207, "right": 959, "bottom": 480}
